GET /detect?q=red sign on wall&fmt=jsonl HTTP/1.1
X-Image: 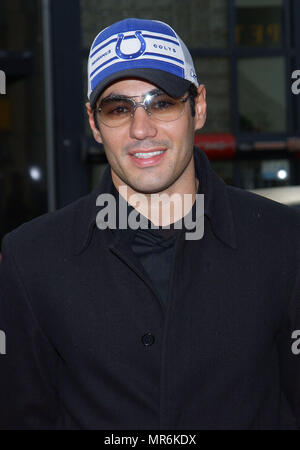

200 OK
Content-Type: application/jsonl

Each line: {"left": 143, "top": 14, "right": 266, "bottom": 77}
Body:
{"left": 194, "top": 133, "right": 236, "bottom": 160}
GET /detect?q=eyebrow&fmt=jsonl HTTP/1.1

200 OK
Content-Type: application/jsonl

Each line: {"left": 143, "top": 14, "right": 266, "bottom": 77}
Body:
{"left": 99, "top": 88, "right": 165, "bottom": 103}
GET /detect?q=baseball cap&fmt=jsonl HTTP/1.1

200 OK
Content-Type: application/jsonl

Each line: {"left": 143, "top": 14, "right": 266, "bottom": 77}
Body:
{"left": 87, "top": 18, "right": 199, "bottom": 108}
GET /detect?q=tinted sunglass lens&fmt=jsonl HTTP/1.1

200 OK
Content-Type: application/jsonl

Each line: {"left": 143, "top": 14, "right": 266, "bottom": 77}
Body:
{"left": 97, "top": 94, "right": 186, "bottom": 127}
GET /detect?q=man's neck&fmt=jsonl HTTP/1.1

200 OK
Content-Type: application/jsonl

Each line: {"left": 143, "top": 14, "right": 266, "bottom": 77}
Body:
{"left": 113, "top": 172, "right": 199, "bottom": 227}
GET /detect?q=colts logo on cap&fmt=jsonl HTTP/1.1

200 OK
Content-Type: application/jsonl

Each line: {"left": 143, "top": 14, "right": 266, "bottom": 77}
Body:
{"left": 116, "top": 31, "right": 146, "bottom": 60}
{"left": 190, "top": 69, "right": 197, "bottom": 81}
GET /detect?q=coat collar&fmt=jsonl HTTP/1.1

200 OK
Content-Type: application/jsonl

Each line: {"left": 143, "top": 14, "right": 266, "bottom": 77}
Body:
{"left": 74, "top": 148, "right": 237, "bottom": 255}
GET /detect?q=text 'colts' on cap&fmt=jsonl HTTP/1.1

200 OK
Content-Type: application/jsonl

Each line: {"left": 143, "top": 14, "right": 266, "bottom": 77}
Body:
{"left": 87, "top": 18, "right": 199, "bottom": 107}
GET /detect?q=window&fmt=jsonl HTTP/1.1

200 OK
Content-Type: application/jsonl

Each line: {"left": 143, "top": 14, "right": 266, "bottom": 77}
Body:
{"left": 236, "top": 0, "right": 283, "bottom": 48}
{"left": 238, "top": 57, "right": 286, "bottom": 132}
{"left": 0, "top": 0, "right": 47, "bottom": 243}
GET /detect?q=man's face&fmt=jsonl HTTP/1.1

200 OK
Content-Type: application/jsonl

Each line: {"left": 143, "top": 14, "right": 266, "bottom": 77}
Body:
{"left": 86, "top": 79, "right": 206, "bottom": 195}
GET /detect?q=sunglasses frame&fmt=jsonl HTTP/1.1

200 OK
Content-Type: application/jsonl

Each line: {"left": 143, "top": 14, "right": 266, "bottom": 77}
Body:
{"left": 96, "top": 89, "right": 190, "bottom": 128}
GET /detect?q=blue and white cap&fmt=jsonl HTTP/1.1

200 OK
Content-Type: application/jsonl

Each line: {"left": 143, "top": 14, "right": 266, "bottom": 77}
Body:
{"left": 87, "top": 18, "right": 199, "bottom": 107}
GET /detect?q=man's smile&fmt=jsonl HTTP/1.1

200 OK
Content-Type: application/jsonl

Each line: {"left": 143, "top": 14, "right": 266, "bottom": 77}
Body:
{"left": 129, "top": 149, "right": 167, "bottom": 167}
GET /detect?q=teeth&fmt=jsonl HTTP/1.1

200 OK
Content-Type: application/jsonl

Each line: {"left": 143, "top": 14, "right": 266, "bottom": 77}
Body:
{"left": 133, "top": 151, "right": 165, "bottom": 159}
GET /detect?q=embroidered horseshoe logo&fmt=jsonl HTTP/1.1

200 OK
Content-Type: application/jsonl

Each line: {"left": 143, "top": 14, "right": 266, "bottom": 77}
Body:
{"left": 116, "top": 31, "right": 146, "bottom": 60}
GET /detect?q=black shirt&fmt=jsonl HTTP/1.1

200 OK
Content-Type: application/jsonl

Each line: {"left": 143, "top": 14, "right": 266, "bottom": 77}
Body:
{"left": 111, "top": 180, "right": 200, "bottom": 305}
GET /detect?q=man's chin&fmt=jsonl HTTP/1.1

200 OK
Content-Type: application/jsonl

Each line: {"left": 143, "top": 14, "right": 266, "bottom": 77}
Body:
{"left": 129, "top": 180, "right": 172, "bottom": 195}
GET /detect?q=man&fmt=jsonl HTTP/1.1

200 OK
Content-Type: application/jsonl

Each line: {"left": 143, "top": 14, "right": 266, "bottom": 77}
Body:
{"left": 0, "top": 18, "right": 300, "bottom": 430}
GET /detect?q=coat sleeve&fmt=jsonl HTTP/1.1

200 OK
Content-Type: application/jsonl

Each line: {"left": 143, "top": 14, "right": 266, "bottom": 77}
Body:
{"left": 0, "top": 234, "right": 59, "bottom": 429}
{"left": 277, "top": 253, "right": 300, "bottom": 429}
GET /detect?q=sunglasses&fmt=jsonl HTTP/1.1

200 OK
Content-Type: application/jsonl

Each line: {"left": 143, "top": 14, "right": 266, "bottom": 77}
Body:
{"left": 96, "top": 89, "right": 190, "bottom": 128}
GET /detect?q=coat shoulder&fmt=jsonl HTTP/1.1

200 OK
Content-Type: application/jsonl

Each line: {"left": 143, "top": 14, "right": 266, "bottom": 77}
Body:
{"left": 1, "top": 192, "right": 93, "bottom": 261}
{"left": 227, "top": 185, "right": 300, "bottom": 238}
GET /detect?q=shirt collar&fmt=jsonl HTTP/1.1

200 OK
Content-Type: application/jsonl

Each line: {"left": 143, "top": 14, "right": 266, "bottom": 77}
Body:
{"left": 74, "top": 147, "right": 237, "bottom": 255}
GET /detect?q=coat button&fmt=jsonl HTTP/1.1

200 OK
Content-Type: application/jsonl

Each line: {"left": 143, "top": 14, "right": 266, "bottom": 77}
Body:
{"left": 142, "top": 333, "right": 155, "bottom": 346}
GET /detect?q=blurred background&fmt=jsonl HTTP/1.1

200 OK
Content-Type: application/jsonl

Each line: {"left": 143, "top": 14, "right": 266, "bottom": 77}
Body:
{"left": 1, "top": 0, "right": 300, "bottom": 244}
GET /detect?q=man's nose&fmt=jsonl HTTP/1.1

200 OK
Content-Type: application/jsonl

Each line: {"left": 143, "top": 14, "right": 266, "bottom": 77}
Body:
{"left": 129, "top": 106, "right": 158, "bottom": 140}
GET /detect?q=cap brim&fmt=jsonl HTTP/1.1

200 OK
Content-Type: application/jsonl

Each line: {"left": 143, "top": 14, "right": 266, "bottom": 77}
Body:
{"left": 89, "top": 68, "right": 192, "bottom": 108}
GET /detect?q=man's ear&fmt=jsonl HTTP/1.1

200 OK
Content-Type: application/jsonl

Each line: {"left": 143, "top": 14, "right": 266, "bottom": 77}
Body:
{"left": 194, "top": 84, "right": 207, "bottom": 131}
{"left": 85, "top": 102, "right": 103, "bottom": 144}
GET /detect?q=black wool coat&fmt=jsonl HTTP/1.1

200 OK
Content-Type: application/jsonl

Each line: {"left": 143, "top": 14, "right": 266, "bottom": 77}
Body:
{"left": 0, "top": 148, "right": 300, "bottom": 429}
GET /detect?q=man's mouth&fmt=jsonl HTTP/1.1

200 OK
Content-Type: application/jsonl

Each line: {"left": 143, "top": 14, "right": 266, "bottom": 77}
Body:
{"left": 132, "top": 150, "right": 165, "bottom": 159}
{"left": 128, "top": 148, "right": 167, "bottom": 167}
